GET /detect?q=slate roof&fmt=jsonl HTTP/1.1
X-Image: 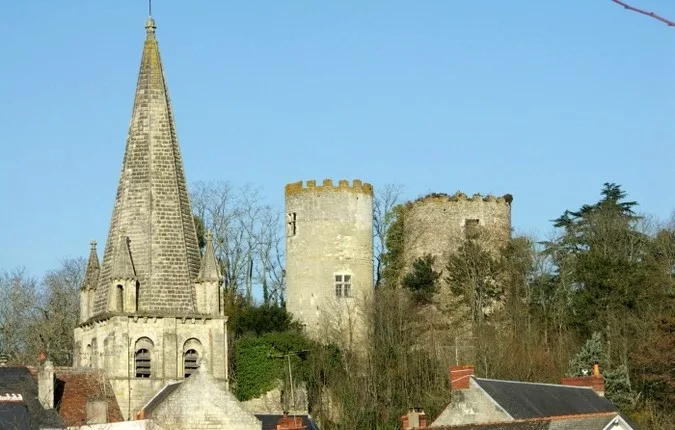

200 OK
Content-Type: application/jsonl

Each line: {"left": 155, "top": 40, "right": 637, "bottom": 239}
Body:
{"left": 0, "top": 402, "right": 33, "bottom": 430}
{"left": 430, "top": 412, "right": 627, "bottom": 430}
{"left": 473, "top": 378, "right": 617, "bottom": 419}
{"left": 256, "top": 413, "right": 321, "bottom": 430}
{"left": 0, "top": 367, "right": 65, "bottom": 429}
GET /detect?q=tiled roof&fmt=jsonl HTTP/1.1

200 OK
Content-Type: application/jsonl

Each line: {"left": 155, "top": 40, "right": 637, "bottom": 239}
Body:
{"left": 0, "top": 367, "right": 65, "bottom": 429}
{"left": 473, "top": 378, "right": 617, "bottom": 419}
{"left": 26, "top": 366, "right": 123, "bottom": 427}
{"left": 430, "top": 412, "right": 626, "bottom": 429}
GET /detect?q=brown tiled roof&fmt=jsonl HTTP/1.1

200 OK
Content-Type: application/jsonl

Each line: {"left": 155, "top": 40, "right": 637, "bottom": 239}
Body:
{"left": 28, "top": 366, "right": 123, "bottom": 426}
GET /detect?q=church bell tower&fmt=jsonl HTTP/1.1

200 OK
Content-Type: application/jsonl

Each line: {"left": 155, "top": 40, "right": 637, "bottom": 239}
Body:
{"left": 74, "top": 16, "right": 227, "bottom": 419}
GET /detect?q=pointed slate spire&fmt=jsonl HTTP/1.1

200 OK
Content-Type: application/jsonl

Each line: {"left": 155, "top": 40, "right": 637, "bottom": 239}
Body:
{"left": 198, "top": 232, "right": 222, "bottom": 282}
{"left": 111, "top": 236, "right": 136, "bottom": 280}
{"left": 93, "top": 17, "right": 201, "bottom": 315}
{"left": 81, "top": 241, "right": 100, "bottom": 291}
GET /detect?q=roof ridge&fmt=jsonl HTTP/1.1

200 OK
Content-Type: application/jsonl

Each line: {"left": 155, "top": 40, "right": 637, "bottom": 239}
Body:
{"left": 475, "top": 377, "right": 594, "bottom": 390}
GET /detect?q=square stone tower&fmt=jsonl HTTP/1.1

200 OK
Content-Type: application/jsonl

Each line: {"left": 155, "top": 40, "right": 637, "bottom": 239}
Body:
{"left": 74, "top": 17, "right": 227, "bottom": 420}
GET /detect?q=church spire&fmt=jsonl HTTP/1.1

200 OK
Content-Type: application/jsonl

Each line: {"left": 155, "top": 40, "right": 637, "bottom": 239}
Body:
{"left": 93, "top": 17, "right": 201, "bottom": 315}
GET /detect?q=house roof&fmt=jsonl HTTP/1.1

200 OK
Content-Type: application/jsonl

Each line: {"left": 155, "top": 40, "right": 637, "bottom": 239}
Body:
{"left": 0, "top": 402, "right": 32, "bottom": 430}
{"left": 255, "top": 414, "right": 321, "bottom": 430}
{"left": 430, "top": 412, "right": 628, "bottom": 429}
{"left": 473, "top": 378, "right": 617, "bottom": 419}
{"left": 0, "top": 367, "right": 65, "bottom": 429}
{"left": 38, "top": 366, "right": 124, "bottom": 426}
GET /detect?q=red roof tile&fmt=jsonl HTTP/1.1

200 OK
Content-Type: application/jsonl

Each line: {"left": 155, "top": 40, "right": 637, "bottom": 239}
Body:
{"left": 28, "top": 367, "right": 123, "bottom": 426}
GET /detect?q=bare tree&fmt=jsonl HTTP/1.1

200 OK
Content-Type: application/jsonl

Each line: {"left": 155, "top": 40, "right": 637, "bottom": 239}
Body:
{"left": 190, "top": 181, "right": 285, "bottom": 304}
{"left": 610, "top": 0, "right": 675, "bottom": 27}
{"left": 31, "top": 257, "right": 85, "bottom": 365}
{"left": 0, "top": 268, "right": 39, "bottom": 362}
{"left": 373, "top": 184, "right": 403, "bottom": 288}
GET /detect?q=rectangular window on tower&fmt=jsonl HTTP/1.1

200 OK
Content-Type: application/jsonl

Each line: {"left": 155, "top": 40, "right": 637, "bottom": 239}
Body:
{"left": 335, "top": 274, "right": 352, "bottom": 298}
{"left": 465, "top": 219, "right": 481, "bottom": 240}
{"left": 287, "top": 212, "right": 297, "bottom": 237}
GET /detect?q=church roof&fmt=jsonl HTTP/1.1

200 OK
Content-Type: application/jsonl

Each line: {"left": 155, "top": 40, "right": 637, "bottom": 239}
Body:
{"left": 93, "top": 17, "right": 201, "bottom": 315}
{"left": 140, "top": 362, "right": 262, "bottom": 428}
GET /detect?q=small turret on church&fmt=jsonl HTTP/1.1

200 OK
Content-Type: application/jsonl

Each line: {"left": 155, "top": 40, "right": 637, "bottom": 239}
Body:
{"left": 74, "top": 16, "right": 228, "bottom": 420}
{"left": 80, "top": 241, "right": 99, "bottom": 323}
{"left": 195, "top": 232, "right": 223, "bottom": 315}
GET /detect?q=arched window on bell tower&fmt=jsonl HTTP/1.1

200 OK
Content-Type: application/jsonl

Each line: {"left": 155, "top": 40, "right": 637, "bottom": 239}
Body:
{"left": 183, "top": 338, "right": 202, "bottom": 378}
{"left": 134, "top": 337, "right": 153, "bottom": 378}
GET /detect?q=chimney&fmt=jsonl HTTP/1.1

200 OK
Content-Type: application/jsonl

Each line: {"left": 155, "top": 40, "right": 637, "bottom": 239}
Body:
{"left": 276, "top": 411, "right": 306, "bottom": 430}
{"left": 450, "top": 365, "right": 474, "bottom": 390}
{"left": 561, "top": 363, "right": 605, "bottom": 397}
{"left": 401, "top": 408, "right": 427, "bottom": 430}
{"left": 38, "top": 359, "right": 55, "bottom": 409}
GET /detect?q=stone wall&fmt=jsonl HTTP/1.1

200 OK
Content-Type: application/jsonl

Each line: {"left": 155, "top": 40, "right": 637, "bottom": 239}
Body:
{"left": 431, "top": 378, "right": 511, "bottom": 426}
{"left": 74, "top": 315, "right": 228, "bottom": 419}
{"left": 403, "top": 192, "right": 512, "bottom": 273}
{"left": 285, "top": 179, "right": 374, "bottom": 344}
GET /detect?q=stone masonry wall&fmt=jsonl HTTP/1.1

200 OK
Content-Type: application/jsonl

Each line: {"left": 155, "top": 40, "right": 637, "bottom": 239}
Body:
{"left": 74, "top": 315, "right": 228, "bottom": 419}
{"left": 285, "top": 179, "right": 374, "bottom": 344}
{"left": 403, "top": 193, "right": 512, "bottom": 274}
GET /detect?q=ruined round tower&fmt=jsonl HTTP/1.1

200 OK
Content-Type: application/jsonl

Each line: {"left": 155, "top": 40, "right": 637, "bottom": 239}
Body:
{"left": 403, "top": 192, "right": 513, "bottom": 272}
{"left": 285, "top": 179, "right": 374, "bottom": 344}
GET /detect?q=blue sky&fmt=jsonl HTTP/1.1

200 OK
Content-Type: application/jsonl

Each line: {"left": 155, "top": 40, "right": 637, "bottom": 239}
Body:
{"left": 1, "top": 1, "right": 673, "bottom": 276}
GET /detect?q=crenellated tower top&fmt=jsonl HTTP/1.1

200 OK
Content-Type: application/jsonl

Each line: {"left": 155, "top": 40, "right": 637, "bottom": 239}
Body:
{"left": 285, "top": 179, "right": 373, "bottom": 197}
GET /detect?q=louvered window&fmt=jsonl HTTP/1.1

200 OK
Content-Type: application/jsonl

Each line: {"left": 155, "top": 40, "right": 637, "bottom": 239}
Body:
{"left": 184, "top": 349, "right": 199, "bottom": 378}
{"left": 135, "top": 348, "right": 151, "bottom": 378}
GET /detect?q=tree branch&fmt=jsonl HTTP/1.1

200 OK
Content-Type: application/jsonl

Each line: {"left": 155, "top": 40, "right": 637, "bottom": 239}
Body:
{"left": 610, "top": 0, "right": 675, "bottom": 27}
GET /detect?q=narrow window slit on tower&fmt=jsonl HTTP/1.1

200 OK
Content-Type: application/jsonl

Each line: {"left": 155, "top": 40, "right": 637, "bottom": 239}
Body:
{"left": 287, "top": 212, "right": 297, "bottom": 237}
{"left": 116, "top": 285, "right": 124, "bottom": 312}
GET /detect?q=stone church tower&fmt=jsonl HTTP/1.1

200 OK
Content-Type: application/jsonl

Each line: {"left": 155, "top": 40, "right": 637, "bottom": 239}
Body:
{"left": 74, "top": 17, "right": 227, "bottom": 419}
{"left": 285, "top": 180, "right": 374, "bottom": 346}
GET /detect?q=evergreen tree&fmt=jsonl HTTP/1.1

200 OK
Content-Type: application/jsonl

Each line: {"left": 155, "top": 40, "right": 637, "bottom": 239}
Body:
{"left": 402, "top": 255, "right": 440, "bottom": 305}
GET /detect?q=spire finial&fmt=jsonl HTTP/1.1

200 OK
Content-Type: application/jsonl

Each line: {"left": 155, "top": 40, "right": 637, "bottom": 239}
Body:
{"left": 90, "top": 240, "right": 97, "bottom": 250}
{"left": 145, "top": 0, "right": 156, "bottom": 38}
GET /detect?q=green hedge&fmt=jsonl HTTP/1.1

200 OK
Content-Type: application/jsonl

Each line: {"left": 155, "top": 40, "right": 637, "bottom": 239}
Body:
{"left": 232, "top": 331, "right": 311, "bottom": 401}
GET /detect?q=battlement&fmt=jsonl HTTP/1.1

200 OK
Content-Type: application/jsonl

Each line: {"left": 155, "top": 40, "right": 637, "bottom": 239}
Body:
{"left": 285, "top": 179, "right": 374, "bottom": 196}
{"left": 406, "top": 192, "right": 513, "bottom": 209}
